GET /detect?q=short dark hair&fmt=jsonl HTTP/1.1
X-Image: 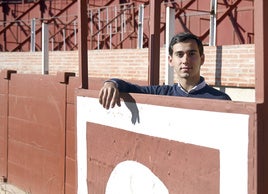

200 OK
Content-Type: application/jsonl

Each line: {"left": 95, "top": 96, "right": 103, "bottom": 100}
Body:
{"left": 168, "top": 32, "right": 204, "bottom": 56}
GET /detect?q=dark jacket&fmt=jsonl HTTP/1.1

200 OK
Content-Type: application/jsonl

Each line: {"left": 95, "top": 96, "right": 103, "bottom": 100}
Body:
{"left": 109, "top": 77, "right": 231, "bottom": 100}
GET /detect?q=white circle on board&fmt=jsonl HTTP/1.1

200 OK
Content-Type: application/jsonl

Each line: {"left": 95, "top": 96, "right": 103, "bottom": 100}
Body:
{"left": 105, "top": 160, "right": 169, "bottom": 194}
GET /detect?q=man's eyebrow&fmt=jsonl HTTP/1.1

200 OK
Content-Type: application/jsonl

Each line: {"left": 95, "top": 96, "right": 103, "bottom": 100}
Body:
{"left": 188, "top": 49, "right": 198, "bottom": 52}
{"left": 174, "top": 49, "right": 198, "bottom": 53}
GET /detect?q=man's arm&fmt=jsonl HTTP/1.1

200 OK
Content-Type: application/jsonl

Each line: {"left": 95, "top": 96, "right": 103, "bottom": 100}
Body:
{"left": 99, "top": 81, "right": 121, "bottom": 109}
{"left": 99, "top": 78, "right": 167, "bottom": 109}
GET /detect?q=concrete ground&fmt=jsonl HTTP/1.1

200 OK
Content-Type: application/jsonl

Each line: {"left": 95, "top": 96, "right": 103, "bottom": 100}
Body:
{"left": 0, "top": 182, "right": 28, "bottom": 194}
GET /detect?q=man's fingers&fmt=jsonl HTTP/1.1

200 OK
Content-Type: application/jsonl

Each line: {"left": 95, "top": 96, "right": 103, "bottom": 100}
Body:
{"left": 98, "top": 81, "right": 120, "bottom": 109}
{"left": 98, "top": 89, "right": 104, "bottom": 105}
{"left": 99, "top": 88, "right": 110, "bottom": 109}
{"left": 116, "top": 92, "right": 121, "bottom": 107}
{"left": 110, "top": 88, "right": 120, "bottom": 108}
{"left": 106, "top": 88, "right": 114, "bottom": 109}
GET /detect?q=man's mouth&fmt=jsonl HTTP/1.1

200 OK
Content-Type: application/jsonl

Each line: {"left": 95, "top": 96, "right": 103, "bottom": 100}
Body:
{"left": 181, "top": 66, "right": 192, "bottom": 71}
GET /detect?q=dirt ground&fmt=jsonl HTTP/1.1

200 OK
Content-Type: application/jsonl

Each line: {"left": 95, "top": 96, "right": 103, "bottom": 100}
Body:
{"left": 0, "top": 182, "right": 28, "bottom": 194}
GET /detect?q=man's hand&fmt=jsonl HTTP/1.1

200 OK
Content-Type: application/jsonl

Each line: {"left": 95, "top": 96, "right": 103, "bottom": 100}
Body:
{"left": 99, "top": 81, "right": 121, "bottom": 109}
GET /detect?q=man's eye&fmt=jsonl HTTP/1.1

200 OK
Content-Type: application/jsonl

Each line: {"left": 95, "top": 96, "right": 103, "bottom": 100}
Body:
{"left": 189, "top": 52, "right": 196, "bottom": 56}
{"left": 176, "top": 53, "right": 184, "bottom": 58}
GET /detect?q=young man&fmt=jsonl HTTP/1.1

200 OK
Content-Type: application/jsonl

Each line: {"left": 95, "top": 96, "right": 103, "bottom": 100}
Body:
{"left": 99, "top": 32, "right": 231, "bottom": 109}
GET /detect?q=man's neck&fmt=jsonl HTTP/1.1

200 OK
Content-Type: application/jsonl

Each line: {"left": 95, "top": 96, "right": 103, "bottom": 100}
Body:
{"left": 178, "top": 77, "right": 201, "bottom": 92}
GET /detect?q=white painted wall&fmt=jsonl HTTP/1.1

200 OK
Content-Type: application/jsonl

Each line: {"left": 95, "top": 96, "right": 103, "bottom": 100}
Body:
{"left": 77, "top": 96, "right": 250, "bottom": 194}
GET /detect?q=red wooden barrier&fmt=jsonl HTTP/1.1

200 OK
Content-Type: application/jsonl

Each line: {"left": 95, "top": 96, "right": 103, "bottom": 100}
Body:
{"left": 76, "top": 90, "right": 257, "bottom": 194}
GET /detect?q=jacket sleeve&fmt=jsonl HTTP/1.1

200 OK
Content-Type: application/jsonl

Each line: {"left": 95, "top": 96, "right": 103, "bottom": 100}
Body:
{"left": 108, "top": 78, "right": 165, "bottom": 94}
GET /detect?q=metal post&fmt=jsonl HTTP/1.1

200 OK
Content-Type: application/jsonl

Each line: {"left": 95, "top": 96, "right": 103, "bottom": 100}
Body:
{"left": 30, "top": 18, "right": 36, "bottom": 52}
{"left": 123, "top": 5, "right": 126, "bottom": 33}
{"left": 106, "top": 7, "right": 109, "bottom": 35}
{"left": 209, "top": 0, "right": 217, "bottom": 46}
{"left": 114, "top": 6, "right": 117, "bottom": 33}
{"left": 42, "top": 22, "right": 49, "bottom": 74}
{"left": 137, "top": 4, "right": 144, "bottom": 49}
{"left": 51, "top": 38, "right": 54, "bottom": 51}
{"left": 120, "top": 6, "right": 124, "bottom": 43}
{"left": 74, "top": 20, "right": 77, "bottom": 45}
{"left": 98, "top": 8, "right": 101, "bottom": 50}
{"left": 89, "top": 10, "right": 93, "bottom": 49}
{"left": 165, "top": 6, "right": 175, "bottom": 85}
{"left": 78, "top": 0, "right": 88, "bottom": 89}
{"left": 148, "top": 0, "right": 161, "bottom": 85}
{"left": 63, "top": 28, "right": 66, "bottom": 51}
{"left": 107, "top": 7, "right": 112, "bottom": 49}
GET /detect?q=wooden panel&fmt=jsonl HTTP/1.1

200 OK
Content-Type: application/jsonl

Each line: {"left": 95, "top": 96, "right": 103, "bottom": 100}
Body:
{"left": 87, "top": 123, "right": 220, "bottom": 194}
{"left": 76, "top": 90, "right": 256, "bottom": 194}
{"left": 65, "top": 102, "right": 77, "bottom": 194}
{"left": 65, "top": 76, "right": 111, "bottom": 194}
{"left": 0, "top": 74, "right": 8, "bottom": 178}
{"left": 7, "top": 74, "right": 66, "bottom": 194}
{"left": 254, "top": 1, "right": 268, "bottom": 194}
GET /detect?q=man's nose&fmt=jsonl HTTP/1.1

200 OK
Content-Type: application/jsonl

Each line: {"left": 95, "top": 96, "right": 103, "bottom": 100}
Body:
{"left": 182, "top": 53, "right": 189, "bottom": 63}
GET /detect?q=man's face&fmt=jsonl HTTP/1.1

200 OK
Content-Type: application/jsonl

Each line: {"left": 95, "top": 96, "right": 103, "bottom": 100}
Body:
{"left": 168, "top": 39, "right": 204, "bottom": 80}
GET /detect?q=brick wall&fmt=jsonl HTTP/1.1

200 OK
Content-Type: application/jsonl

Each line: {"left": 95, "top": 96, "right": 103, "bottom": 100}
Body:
{"left": 0, "top": 44, "right": 255, "bottom": 88}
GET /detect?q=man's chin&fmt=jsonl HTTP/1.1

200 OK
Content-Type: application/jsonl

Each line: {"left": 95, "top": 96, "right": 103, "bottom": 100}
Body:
{"left": 180, "top": 73, "right": 190, "bottom": 78}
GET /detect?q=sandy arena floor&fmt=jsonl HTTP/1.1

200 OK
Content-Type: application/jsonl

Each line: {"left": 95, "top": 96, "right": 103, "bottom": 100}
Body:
{"left": 0, "top": 182, "right": 28, "bottom": 194}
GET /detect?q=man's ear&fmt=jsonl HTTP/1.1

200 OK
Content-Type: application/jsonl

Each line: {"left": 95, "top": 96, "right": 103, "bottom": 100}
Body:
{"left": 168, "top": 55, "right": 173, "bottom": 67}
{"left": 200, "top": 54, "right": 205, "bottom": 66}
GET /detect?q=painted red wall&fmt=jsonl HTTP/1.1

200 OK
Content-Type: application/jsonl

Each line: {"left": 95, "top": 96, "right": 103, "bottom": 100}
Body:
{"left": 0, "top": 71, "right": 257, "bottom": 194}
{"left": 0, "top": 72, "right": 107, "bottom": 194}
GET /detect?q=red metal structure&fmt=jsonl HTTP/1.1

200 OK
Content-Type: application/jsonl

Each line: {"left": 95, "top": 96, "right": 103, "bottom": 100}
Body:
{"left": 0, "top": 0, "right": 254, "bottom": 52}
